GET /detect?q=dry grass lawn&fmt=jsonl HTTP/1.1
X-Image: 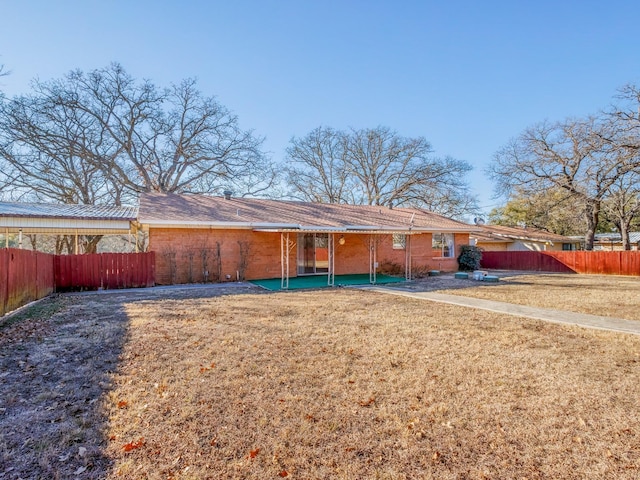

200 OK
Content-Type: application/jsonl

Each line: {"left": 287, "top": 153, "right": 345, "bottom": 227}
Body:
{"left": 434, "top": 273, "right": 640, "bottom": 321}
{"left": 1, "top": 285, "right": 639, "bottom": 479}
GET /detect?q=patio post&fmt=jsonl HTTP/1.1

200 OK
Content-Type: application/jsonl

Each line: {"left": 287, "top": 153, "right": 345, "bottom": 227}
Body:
{"left": 369, "top": 235, "right": 377, "bottom": 284}
{"left": 280, "top": 232, "right": 290, "bottom": 290}
{"left": 405, "top": 234, "right": 412, "bottom": 280}
{"left": 328, "top": 233, "right": 335, "bottom": 286}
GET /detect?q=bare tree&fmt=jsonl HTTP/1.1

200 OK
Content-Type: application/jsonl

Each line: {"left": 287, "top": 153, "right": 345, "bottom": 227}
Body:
{"left": 601, "top": 173, "right": 640, "bottom": 250}
{"left": 285, "top": 126, "right": 352, "bottom": 203}
{"left": 609, "top": 84, "right": 640, "bottom": 154}
{"left": 0, "top": 63, "right": 276, "bottom": 205}
{"left": 0, "top": 62, "right": 9, "bottom": 94}
{"left": 489, "top": 117, "right": 636, "bottom": 250}
{"left": 286, "top": 126, "right": 477, "bottom": 217}
{"left": 595, "top": 84, "right": 640, "bottom": 248}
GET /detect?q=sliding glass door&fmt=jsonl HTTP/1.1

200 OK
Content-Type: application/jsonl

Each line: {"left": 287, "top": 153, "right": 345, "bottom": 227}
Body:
{"left": 297, "top": 233, "right": 329, "bottom": 275}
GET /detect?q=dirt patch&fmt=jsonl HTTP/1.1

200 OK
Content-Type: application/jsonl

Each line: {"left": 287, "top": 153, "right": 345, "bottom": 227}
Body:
{"left": 1, "top": 285, "right": 639, "bottom": 479}
{"left": 426, "top": 273, "right": 640, "bottom": 321}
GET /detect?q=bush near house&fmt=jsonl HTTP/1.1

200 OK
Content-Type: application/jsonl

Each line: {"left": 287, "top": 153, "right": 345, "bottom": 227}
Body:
{"left": 457, "top": 245, "right": 483, "bottom": 271}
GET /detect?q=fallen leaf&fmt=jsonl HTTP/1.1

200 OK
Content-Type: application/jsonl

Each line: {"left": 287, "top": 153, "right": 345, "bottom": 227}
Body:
{"left": 117, "top": 400, "right": 128, "bottom": 409}
{"left": 249, "top": 448, "right": 260, "bottom": 459}
{"left": 278, "top": 470, "right": 288, "bottom": 477}
{"left": 123, "top": 438, "right": 145, "bottom": 452}
{"left": 78, "top": 446, "right": 87, "bottom": 457}
{"left": 74, "top": 466, "right": 87, "bottom": 475}
{"left": 359, "top": 397, "right": 375, "bottom": 407}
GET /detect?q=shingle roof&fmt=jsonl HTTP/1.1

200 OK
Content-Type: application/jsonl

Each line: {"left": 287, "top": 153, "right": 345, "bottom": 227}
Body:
{"left": 471, "top": 224, "right": 578, "bottom": 244}
{"left": 138, "top": 193, "right": 474, "bottom": 232}
{"left": 0, "top": 201, "right": 138, "bottom": 220}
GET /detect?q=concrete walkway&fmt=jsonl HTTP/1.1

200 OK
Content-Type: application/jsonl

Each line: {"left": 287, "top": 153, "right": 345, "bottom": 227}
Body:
{"left": 358, "top": 285, "right": 640, "bottom": 336}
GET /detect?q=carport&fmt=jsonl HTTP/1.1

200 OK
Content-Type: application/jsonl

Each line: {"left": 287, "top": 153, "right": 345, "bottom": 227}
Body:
{"left": 0, "top": 201, "right": 138, "bottom": 253}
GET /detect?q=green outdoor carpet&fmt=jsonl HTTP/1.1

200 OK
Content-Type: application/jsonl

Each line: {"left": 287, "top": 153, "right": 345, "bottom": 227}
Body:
{"left": 250, "top": 273, "right": 406, "bottom": 291}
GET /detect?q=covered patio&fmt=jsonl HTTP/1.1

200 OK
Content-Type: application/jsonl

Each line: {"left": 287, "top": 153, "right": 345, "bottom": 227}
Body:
{"left": 271, "top": 229, "right": 417, "bottom": 290}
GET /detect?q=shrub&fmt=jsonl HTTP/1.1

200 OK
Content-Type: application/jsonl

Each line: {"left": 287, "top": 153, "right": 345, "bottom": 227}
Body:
{"left": 457, "top": 245, "right": 483, "bottom": 271}
{"left": 378, "top": 260, "right": 404, "bottom": 276}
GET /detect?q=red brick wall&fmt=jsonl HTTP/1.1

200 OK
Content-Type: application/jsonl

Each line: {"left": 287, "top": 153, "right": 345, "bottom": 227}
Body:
{"left": 376, "top": 233, "right": 469, "bottom": 274}
{"left": 149, "top": 228, "right": 470, "bottom": 284}
{"left": 149, "top": 228, "right": 295, "bottom": 285}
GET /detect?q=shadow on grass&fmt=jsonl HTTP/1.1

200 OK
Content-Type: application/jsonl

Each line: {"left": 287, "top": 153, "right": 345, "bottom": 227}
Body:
{"left": 0, "top": 284, "right": 264, "bottom": 478}
{"left": 0, "top": 295, "right": 129, "bottom": 478}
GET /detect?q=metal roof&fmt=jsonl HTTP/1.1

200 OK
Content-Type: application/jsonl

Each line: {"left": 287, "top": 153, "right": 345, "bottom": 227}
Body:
{"left": 0, "top": 201, "right": 137, "bottom": 234}
{"left": 0, "top": 201, "right": 137, "bottom": 220}
{"left": 595, "top": 232, "right": 640, "bottom": 244}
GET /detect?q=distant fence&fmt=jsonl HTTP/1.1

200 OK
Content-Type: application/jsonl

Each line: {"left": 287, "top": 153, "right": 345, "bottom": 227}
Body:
{"left": 0, "top": 249, "right": 55, "bottom": 317}
{"left": 481, "top": 251, "right": 640, "bottom": 276}
{"left": 1, "top": 249, "right": 155, "bottom": 317}
{"left": 54, "top": 252, "right": 156, "bottom": 291}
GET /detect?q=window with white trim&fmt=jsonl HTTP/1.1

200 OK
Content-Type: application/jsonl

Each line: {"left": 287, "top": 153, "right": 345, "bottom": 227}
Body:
{"left": 432, "top": 233, "right": 455, "bottom": 257}
{"left": 392, "top": 233, "right": 406, "bottom": 249}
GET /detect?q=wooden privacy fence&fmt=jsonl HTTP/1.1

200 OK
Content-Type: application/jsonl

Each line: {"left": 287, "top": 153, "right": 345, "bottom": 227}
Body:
{"left": 54, "top": 252, "right": 155, "bottom": 291}
{"left": 1, "top": 249, "right": 155, "bottom": 317}
{"left": 0, "top": 249, "right": 55, "bottom": 317}
{"left": 481, "top": 251, "right": 640, "bottom": 276}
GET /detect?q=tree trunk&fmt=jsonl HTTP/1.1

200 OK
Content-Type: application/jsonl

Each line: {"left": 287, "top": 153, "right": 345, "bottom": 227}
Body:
{"left": 55, "top": 235, "right": 74, "bottom": 255}
{"left": 82, "top": 235, "right": 102, "bottom": 254}
{"left": 583, "top": 200, "right": 600, "bottom": 251}
{"left": 618, "top": 219, "right": 632, "bottom": 250}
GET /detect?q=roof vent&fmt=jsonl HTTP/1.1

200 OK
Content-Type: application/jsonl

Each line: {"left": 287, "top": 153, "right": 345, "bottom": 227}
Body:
{"left": 223, "top": 190, "right": 233, "bottom": 200}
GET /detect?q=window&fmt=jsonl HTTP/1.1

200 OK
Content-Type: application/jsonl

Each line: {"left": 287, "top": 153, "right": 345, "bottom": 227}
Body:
{"left": 562, "top": 243, "right": 574, "bottom": 251}
{"left": 432, "top": 233, "right": 454, "bottom": 257}
{"left": 392, "top": 233, "right": 406, "bottom": 249}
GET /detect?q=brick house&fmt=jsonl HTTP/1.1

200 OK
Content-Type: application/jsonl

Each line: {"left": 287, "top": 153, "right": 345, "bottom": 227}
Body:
{"left": 137, "top": 193, "right": 476, "bottom": 285}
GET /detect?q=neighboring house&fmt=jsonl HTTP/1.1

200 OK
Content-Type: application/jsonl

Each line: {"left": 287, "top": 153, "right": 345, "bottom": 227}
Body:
{"left": 593, "top": 232, "right": 640, "bottom": 251}
{"left": 470, "top": 224, "right": 580, "bottom": 252}
{"left": 0, "top": 201, "right": 138, "bottom": 253}
{"left": 136, "top": 193, "right": 476, "bottom": 285}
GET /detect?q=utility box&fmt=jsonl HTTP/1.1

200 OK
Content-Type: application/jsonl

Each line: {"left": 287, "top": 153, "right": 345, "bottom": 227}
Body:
{"left": 472, "top": 270, "right": 488, "bottom": 281}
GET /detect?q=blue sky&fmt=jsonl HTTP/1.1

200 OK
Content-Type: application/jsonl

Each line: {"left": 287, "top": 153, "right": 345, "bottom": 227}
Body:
{"left": 1, "top": 1, "right": 639, "bottom": 215}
